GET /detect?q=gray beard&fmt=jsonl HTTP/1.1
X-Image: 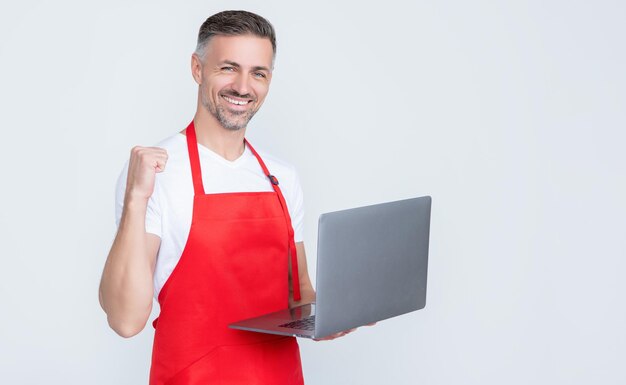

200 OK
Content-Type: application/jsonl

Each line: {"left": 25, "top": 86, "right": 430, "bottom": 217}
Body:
{"left": 202, "top": 93, "right": 257, "bottom": 131}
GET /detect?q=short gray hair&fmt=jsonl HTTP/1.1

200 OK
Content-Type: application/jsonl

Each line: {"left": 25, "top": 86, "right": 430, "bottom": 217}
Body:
{"left": 195, "top": 10, "right": 277, "bottom": 59}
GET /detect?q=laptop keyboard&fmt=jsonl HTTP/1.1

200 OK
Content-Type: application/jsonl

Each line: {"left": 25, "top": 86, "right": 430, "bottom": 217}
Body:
{"left": 279, "top": 315, "right": 316, "bottom": 331}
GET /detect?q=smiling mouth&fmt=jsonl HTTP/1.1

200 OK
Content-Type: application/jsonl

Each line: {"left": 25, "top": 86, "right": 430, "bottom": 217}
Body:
{"left": 221, "top": 95, "right": 253, "bottom": 106}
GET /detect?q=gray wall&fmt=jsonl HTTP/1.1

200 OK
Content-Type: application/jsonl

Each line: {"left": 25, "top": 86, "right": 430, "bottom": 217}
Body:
{"left": 1, "top": 0, "right": 624, "bottom": 384}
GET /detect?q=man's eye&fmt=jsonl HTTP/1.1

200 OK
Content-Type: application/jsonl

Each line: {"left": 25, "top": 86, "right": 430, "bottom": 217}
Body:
{"left": 222, "top": 67, "right": 235, "bottom": 72}
{"left": 253, "top": 72, "right": 266, "bottom": 79}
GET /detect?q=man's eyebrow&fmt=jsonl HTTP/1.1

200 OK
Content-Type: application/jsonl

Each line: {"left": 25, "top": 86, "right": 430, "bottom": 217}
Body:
{"left": 220, "top": 60, "right": 241, "bottom": 68}
{"left": 252, "top": 65, "right": 271, "bottom": 73}
{"left": 220, "top": 60, "right": 270, "bottom": 72}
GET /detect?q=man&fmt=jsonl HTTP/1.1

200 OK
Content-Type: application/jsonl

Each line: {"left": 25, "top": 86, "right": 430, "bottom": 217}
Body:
{"left": 98, "top": 10, "right": 353, "bottom": 385}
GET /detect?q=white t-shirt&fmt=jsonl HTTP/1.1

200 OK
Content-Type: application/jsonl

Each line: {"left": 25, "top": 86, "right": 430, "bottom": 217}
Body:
{"left": 115, "top": 133, "right": 305, "bottom": 299}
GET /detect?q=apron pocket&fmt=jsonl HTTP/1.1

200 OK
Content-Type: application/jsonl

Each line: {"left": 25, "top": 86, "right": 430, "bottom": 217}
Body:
{"left": 165, "top": 338, "right": 303, "bottom": 385}
{"left": 216, "top": 337, "right": 304, "bottom": 385}
{"left": 164, "top": 347, "right": 219, "bottom": 385}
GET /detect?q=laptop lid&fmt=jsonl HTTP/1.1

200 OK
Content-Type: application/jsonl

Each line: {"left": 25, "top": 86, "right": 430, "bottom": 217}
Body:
{"left": 314, "top": 196, "right": 431, "bottom": 337}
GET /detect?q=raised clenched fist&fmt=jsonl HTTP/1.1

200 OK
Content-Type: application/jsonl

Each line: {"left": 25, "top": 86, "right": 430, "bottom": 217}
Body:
{"left": 124, "top": 146, "right": 168, "bottom": 202}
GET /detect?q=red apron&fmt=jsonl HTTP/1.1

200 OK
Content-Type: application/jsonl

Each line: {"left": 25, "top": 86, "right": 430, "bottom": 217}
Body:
{"left": 149, "top": 121, "right": 304, "bottom": 385}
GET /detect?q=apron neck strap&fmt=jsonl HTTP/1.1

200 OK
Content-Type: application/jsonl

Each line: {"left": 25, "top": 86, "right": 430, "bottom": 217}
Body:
{"left": 185, "top": 120, "right": 205, "bottom": 195}
{"left": 246, "top": 139, "right": 302, "bottom": 301}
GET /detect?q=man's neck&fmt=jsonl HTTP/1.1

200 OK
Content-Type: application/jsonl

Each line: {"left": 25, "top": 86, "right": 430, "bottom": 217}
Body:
{"left": 189, "top": 109, "right": 247, "bottom": 161}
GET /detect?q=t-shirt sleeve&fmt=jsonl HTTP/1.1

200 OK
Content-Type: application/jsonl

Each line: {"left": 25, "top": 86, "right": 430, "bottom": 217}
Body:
{"left": 287, "top": 166, "right": 305, "bottom": 243}
{"left": 114, "top": 160, "right": 162, "bottom": 238}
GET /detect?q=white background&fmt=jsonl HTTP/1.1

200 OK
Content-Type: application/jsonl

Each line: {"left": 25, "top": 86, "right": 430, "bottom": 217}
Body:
{"left": 1, "top": 1, "right": 624, "bottom": 384}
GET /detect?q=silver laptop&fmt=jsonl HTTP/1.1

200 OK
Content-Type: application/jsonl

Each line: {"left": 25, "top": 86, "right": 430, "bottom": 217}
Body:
{"left": 229, "top": 196, "right": 431, "bottom": 339}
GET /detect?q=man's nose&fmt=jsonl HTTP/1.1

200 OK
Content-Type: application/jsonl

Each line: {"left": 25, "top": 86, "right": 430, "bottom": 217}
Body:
{"left": 231, "top": 72, "right": 251, "bottom": 96}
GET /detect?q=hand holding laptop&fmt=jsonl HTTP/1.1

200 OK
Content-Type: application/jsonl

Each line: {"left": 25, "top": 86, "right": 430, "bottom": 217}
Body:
{"left": 313, "top": 322, "right": 376, "bottom": 341}
{"left": 313, "top": 327, "right": 357, "bottom": 341}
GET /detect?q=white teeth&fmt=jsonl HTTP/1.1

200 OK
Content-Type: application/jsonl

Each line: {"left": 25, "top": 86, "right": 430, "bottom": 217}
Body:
{"left": 223, "top": 96, "right": 249, "bottom": 106}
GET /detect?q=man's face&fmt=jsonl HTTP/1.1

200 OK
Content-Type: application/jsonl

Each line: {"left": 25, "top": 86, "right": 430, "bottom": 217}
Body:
{"left": 194, "top": 34, "right": 274, "bottom": 131}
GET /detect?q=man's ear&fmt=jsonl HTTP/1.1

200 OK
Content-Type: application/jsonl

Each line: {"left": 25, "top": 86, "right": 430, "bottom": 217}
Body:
{"left": 191, "top": 53, "right": 203, "bottom": 85}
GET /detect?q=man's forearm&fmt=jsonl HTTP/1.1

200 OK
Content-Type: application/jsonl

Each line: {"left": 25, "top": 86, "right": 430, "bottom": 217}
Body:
{"left": 99, "top": 199, "right": 157, "bottom": 338}
{"left": 299, "top": 285, "right": 316, "bottom": 305}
